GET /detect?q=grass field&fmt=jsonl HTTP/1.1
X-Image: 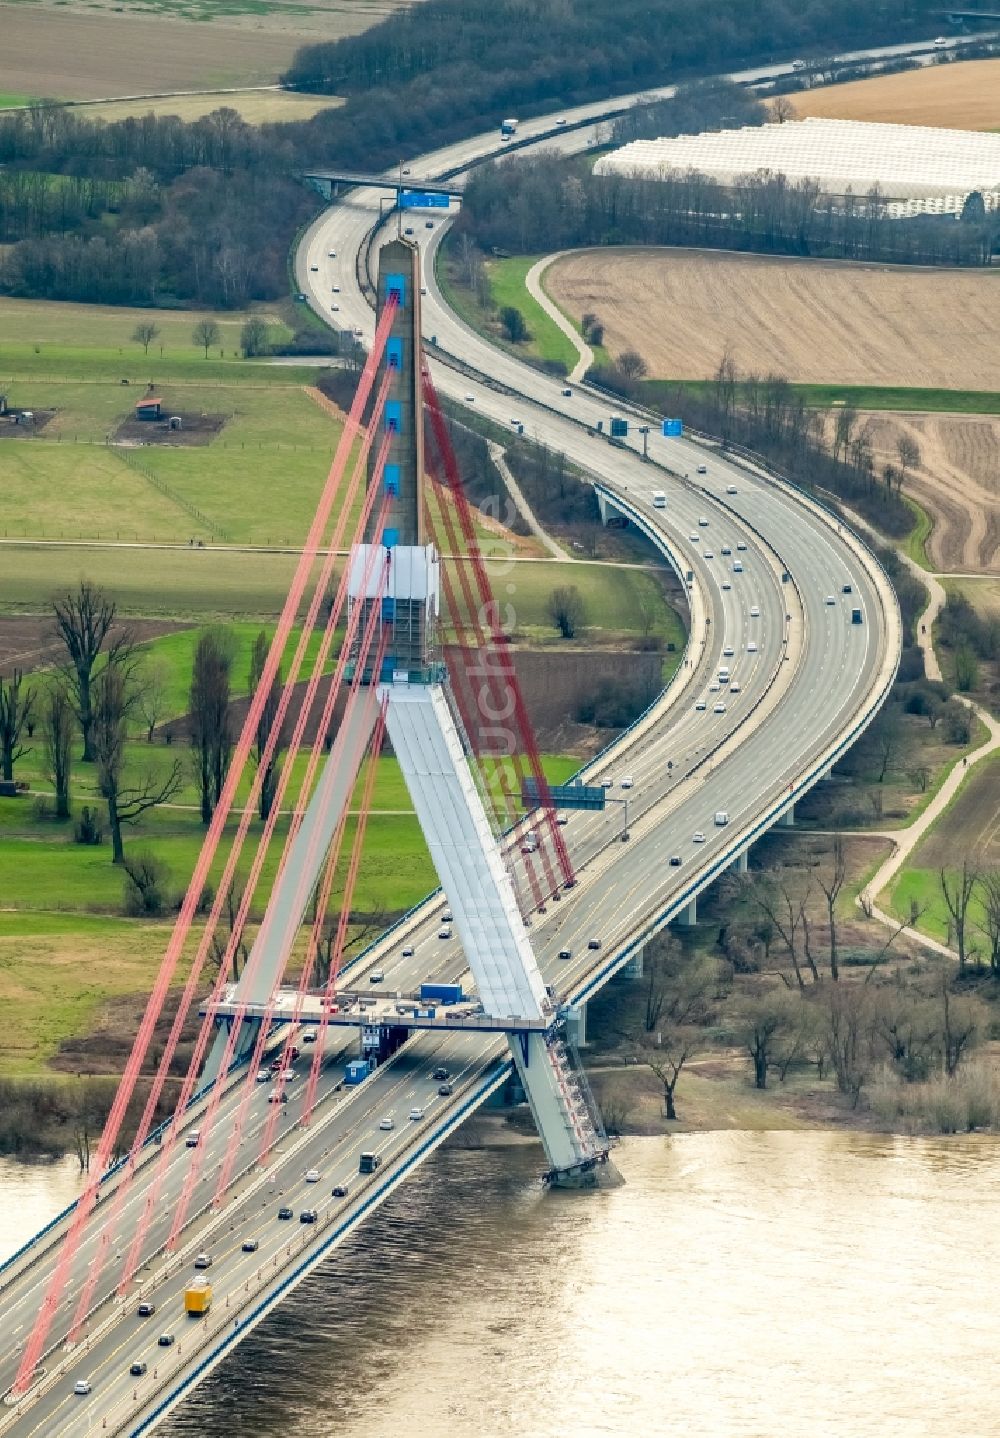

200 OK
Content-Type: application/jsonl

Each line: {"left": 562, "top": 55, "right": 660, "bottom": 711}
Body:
{"left": 0, "top": 296, "right": 295, "bottom": 358}
{"left": 546, "top": 248, "right": 1000, "bottom": 393}
{"left": 791, "top": 57, "right": 1000, "bottom": 131}
{"left": 436, "top": 246, "right": 581, "bottom": 375}
{"left": 80, "top": 90, "right": 343, "bottom": 125}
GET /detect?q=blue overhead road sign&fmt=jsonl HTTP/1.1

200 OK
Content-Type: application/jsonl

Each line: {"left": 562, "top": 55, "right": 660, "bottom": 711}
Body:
{"left": 400, "top": 191, "right": 450, "bottom": 209}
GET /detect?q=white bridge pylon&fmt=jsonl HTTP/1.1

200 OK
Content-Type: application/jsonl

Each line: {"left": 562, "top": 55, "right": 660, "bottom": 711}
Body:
{"left": 219, "top": 235, "right": 613, "bottom": 1186}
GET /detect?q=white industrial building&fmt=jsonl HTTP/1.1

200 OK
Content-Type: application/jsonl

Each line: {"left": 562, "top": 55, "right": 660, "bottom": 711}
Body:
{"left": 595, "top": 117, "right": 1000, "bottom": 211}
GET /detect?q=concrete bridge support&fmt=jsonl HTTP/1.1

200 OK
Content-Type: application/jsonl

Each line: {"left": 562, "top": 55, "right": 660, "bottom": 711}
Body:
{"left": 677, "top": 896, "right": 697, "bottom": 927}
{"left": 622, "top": 948, "right": 645, "bottom": 980}
{"left": 736, "top": 850, "right": 749, "bottom": 874}
{"left": 780, "top": 804, "right": 795, "bottom": 827}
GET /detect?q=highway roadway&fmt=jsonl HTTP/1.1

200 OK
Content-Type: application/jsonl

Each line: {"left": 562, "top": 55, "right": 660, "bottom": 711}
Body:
{"left": 0, "top": 40, "right": 914, "bottom": 1434}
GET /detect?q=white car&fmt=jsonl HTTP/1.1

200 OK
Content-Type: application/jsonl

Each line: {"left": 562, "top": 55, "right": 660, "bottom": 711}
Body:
{"left": 708, "top": 682, "right": 720, "bottom": 693}
{"left": 556, "top": 116, "right": 567, "bottom": 125}
{"left": 723, "top": 645, "right": 735, "bottom": 657}
{"left": 713, "top": 702, "right": 726, "bottom": 714}
{"left": 693, "top": 831, "right": 706, "bottom": 844}
{"left": 409, "top": 1107, "right": 424, "bottom": 1121}
{"left": 722, "top": 581, "right": 732, "bottom": 591}
{"left": 932, "top": 35, "right": 948, "bottom": 48}
{"left": 443, "top": 910, "right": 453, "bottom": 922}
{"left": 620, "top": 776, "right": 633, "bottom": 789}
{"left": 750, "top": 606, "right": 760, "bottom": 618}
{"left": 256, "top": 1070, "right": 270, "bottom": 1083}
{"left": 464, "top": 393, "right": 476, "bottom": 402}
{"left": 600, "top": 777, "right": 614, "bottom": 789}
{"left": 401, "top": 945, "right": 414, "bottom": 958}
{"left": 726, "top": 484, "right": 738, "bottom": 494}
{"left": 331, "top": 303, "right": 340, "bottom": 312}
{"left": 328, "top": 249, "right": 337, "bottom": 257}
{"left": 689, "top": 533, "right": 700, "bottom": 543}
{"left": 721, "top": 545, "right": 732, "bottom": 555}
{"left": 698, "top": 516, "right": 709, "bottom": 526}
{"left": 438, "top": 927, "right": 452, "bottom": 939}
{"left": 737, "top": 541, "right": 748, "bottom": 551}
{"left": 703, "top": 551, "right": 714, "bottom": 559}
{"left": 748, "top": 641, "right": 758, "bottom": 653}
{"left": 825, "top": 595, "right": 836, "bottom": 605}
{"left": 379, "top": 1116, "right": 395, "bottom": 1131}
{"left": 695, "top": 700, "right": 707, "bottom": 711}
{"left": 305, "top": 1169, "right": 320, "bottom": 1183}
{"left": 74, "top": 1380, "right": 93, "bottom": 1396}
{"left": 332, "top": 284, "right": 340, "bottom": 293}
{"left": 697, "top": 464, "right": 708, "bottom": 475}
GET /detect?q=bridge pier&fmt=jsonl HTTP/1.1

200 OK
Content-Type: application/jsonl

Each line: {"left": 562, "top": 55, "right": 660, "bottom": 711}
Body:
{"left": 596, "top": 490, "right": 628, "bottom": 527}
{"left": 736, "top": 850, "right": 749, "bottom": 874}
{"left": 677, "top": 896, "right": 697, "bottom": 927}
{"left": 780, "top": 803, "right": 795, "bottom": 827}
{"left": 622, "top": 947, "right": 644, "bottom": 980}
{"left": 508, "top": 1031, "right": 619, "bottom": 1188}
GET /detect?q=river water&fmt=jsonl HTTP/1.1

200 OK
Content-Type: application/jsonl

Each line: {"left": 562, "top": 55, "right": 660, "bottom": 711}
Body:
{"left": 4, "top": 1132, "right": 999, "bottom": 1437}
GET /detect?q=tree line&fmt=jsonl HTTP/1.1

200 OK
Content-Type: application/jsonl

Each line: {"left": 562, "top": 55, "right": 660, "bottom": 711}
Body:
{"left": 457, "top": 150, "right": 997, "bottom": 270}
{"left": 284, "top": 0, "right": 945, "bottom": 165}
{"left": 0, "top": 108, "right": 316, "bottom": 307}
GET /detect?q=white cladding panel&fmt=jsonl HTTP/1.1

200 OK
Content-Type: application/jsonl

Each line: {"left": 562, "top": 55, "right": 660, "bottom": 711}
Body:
{"left": 596, "top": 118, "right": 1000, "bottom": 203}
{"left": 383, "top": 684, "right": 548, "bottom": 1022}
{"left": 348, "top": 543, "right": 440, "bottom": 608}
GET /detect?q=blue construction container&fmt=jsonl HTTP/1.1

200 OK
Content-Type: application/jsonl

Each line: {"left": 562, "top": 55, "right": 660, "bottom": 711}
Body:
{"left": 344, "top": 1059, "right": 370, "bottom": 1086}
{"left": 419, "top": 982, "right": 463, "bottom": 1005}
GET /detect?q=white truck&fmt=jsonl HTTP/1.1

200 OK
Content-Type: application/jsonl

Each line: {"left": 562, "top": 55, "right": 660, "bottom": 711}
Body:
{"left": 500, "top": 118, "right": 518, "bottom": 138}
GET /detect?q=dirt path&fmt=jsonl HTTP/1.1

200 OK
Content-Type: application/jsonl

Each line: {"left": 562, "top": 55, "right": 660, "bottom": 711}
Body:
{"left": 526, "top": 254, "right": 593, "bottom": 384}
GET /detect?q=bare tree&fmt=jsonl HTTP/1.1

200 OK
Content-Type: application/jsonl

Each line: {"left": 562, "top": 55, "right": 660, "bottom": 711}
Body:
{"left": 209, "top": 882, "right": 251, "bottom": 981}
{"left": 617, "top": 349, "right": 648, "bottom": 380}
{"left": 769, "top": 95, "right": 796, "bottom": 124}
{"left": 940, "top": 979, "right": 980, "bottom": 1076}
{"left": 52, "top": 580, "right": 118, "bottom": 762}
{"left": 41, "top": 680, "right": 74, "bottom": 819}
{"left": 313, "top": 907, "right": 389, "bottom": 988}
{"left": 189, "top": 629, "right": 234, "bottom": 824}
{"left": 976, "top": 870, "right": 1000, "bottom": 978}
{"left": 750, "top": 871, "right": 810, "bottom": 989}
{"left": 92, "top": 660, "right": 181, "bottom": 864}
{"left": 643, "top": 1030, "right": 700, "bottom": 1120}
{"left": 939, "top": 860, "right": 979, "bottom": 972}
{"left": 248, "top": 630, "right": 283, "bottom": 821}
{"left": 816, "top": 834, "right": 847, "bottom": 981}
{"left": 546, "top": 584, "right": 587, "bottom": 639}
{"left": 0, "top": 668, "right": 34, "bottom": 782}
{"left": 131, "top": 321, "right": 160, "bottom": 355}
{"left": 896, "top": 432, "right": 921, "bottom": 484}
{"left": 737, "top": 990, "right": 795, "bottom": 1089}
{"left": 136, "top": 656, "right": 170, "bottom": 743}
{"left": 824, "top": 984, "right": 872, "bottom": 1107}
{"left": 192, "top": 319, "right": 221, "bottom": 358}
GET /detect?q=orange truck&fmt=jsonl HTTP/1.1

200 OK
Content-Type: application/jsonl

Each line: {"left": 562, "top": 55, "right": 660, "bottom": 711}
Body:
{"left": 184, "top": 1280, "right": 213, "bottom": 1317}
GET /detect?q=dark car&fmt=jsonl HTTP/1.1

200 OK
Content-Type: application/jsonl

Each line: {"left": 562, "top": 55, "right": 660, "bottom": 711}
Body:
{"left": 137, "top": 1302, "right": 156, "bottom": 1318}
{"left": 669, "top": 855, "right": 682, "bottom": 867}
{"left": 587, "top": 938, "right": 602, "bottom": 950}
{"left": 300, "top": 1208, "right": 318, "bottom": 1224}
{"left": 558, "top": 949, "right": 572, "bottom": 960}
{"left": 129, "top": 1362, "right": 148, "bottom": 1377}
{"left": 332, "top": 1184, "right": 349, "bottom": 1199}
{"left": 432, "top": 1067, "right": 449, "bottom": 1081}
{"left": 157, "top": 1333, "right": 175, "bottom": 1348}
{"left": 438, "top": 1082, "right": 454, "bottom": 1097}
{"left": 278, "top": 1205, "right": 294, "bottom": 1221}
{"left": 241, "top": 1239, "right": 259, "bottom": 1253}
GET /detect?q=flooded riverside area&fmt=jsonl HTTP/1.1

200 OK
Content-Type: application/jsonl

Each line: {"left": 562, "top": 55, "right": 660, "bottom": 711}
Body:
{"left": 102, "top": 1130, "right": 1000, "bottom": 1438}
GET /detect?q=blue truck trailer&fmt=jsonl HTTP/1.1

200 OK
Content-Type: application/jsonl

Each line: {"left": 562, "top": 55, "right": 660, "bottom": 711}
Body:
{"left": 419, "top": 982, "right": 464, "bottom": 1006}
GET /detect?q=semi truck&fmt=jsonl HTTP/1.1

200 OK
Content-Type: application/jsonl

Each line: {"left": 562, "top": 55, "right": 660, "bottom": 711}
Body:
{"left": 500, "top": 118, "right": 518, "bottom": 138}
{"left": 184, "top": 1281, "right": 213, "bottom": 1317}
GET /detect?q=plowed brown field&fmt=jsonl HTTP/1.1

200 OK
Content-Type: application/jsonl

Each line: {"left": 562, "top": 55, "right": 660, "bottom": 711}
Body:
{"left": 852, "top": 411, "right": 1000, "bottom": 573}
{"left": 790, "top": 58, "right": 1000, "bottom": 131}
{"left": 0, "top": 9, "right": 301, "bottom": 97}
{"left": 545, "top": 249, "right": 1000, "bottom": 391}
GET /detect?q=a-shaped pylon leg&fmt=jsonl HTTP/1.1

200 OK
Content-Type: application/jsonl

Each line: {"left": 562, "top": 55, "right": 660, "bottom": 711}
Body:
{"left": 203, "top": 696, "right": 377, "bottom": 1079}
